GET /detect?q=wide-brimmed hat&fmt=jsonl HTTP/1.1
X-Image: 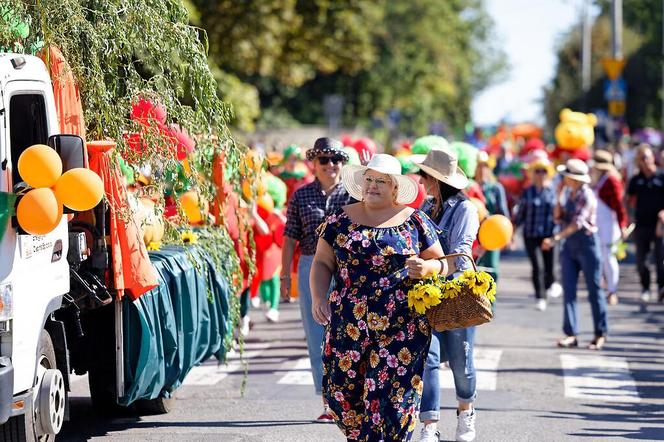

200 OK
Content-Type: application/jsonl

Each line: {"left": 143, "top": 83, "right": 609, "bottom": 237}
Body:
{"left": 589, "top": 149, "right": 615, "bottom": 171}
{"left": 411, "top": 146, "right": 469, "bottom": 190}
{"left": 342, "top": 153, "right": 418, "bottom": 205}
{"left": 557, "top": 158, "right": 591, "bottom": 183}
{"left": 305, "top": 137, "right": 349, "bottom": 162}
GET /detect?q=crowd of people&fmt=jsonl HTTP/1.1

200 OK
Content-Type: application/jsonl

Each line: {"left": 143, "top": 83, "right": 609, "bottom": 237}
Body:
{"left": 234, "top": 134, "right": 664, "bottom": 442}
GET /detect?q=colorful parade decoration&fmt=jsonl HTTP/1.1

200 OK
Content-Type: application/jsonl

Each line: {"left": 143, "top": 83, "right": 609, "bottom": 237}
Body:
{"left": 16, "top": 188, "right": 63, "bottom": 235}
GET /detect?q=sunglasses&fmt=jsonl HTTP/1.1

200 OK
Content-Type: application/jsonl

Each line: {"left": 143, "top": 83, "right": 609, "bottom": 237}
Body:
{"left": 534, "top": 169, "right": 549, "bottom": 175}
{"left": 317, "top": 156, "right": 344, "bottom": 165}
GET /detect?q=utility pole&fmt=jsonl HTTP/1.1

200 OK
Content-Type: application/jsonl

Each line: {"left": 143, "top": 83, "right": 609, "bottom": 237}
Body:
{"left": 581, "top": 0, "right": 592, "bottom": 111}
{"left": 611, "top": 0, "right": 623, "bottom": 59}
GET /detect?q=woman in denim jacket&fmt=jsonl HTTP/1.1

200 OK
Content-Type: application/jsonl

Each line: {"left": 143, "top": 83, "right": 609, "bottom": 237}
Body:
{"left": 414, "top": 148, "right": 480, "bottom": 442}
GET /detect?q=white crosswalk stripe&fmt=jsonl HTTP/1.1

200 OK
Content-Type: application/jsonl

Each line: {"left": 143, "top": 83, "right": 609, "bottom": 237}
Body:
{"left": 560, "top": 354, "right": 641, "bottom": 403}
{"left": 439, "top": 348, "right": 502, "bottom": 391}
{"left": 277, "top": 357, "right": 314, "bottom": 385}
{"left": 182, "top": 342, "right": 271, "bottom": 386}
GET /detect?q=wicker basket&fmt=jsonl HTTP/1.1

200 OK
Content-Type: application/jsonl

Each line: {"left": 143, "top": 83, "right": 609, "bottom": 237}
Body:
{"left": 425, "top": 253, "right": 494, "bottom": 332}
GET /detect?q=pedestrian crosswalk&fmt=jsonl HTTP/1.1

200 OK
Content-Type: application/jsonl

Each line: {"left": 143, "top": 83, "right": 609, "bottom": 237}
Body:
{"left": 69, "top": 345, "right": 645, "bottom": 405}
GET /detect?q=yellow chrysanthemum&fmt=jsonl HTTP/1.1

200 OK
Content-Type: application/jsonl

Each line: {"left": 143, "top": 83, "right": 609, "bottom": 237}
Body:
{"left": 460, "top": 270, "right": 491, "bottom": 296}
{"left": 408, "top": 283, "right": 441, "bottom": 314}
{"left": 147, "top": 241, "right": 162, "bottom": 251}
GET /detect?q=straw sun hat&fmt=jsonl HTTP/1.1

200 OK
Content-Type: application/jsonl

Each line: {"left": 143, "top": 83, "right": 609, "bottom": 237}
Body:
{"left": 556, "top": 158, "right": 591, "bottom": 184}
{"left": 411, "top": 146, "right": 469, "bottom": 190}
{"left": 342, "top": 154, "right": 419, "bottom": 205}
{"left": 588, "top": 149, "right": 615, "bottom": 171}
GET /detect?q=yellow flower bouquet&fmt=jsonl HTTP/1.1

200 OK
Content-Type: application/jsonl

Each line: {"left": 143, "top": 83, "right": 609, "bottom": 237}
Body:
{"left": 407, "top": 253, "right": 496, "bottom": 332}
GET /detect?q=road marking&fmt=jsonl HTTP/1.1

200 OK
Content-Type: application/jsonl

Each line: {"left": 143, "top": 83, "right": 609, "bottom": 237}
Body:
{"left": 277, "top": 357, "right": 314, "bottom": 385}
{"left": 182, "top": 342, "right": 271, "bottom": 386}
{"left": 439, "top": 348, "right": 502, "bottom": 391}
{"left": 560, "top": 354, "right": 640, "bottom": 403}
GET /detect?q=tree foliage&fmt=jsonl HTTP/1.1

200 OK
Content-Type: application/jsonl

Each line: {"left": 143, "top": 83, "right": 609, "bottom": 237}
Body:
{"left": 193, "top": 0, "right": 504, "bottom": 135}
{"left": 543, "top": 1, "right": 662, "bottom": 131}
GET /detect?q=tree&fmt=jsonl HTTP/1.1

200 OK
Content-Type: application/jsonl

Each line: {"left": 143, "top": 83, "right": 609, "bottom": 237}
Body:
{"left": 543, "top": 1, "right": 662, "bottom": 131}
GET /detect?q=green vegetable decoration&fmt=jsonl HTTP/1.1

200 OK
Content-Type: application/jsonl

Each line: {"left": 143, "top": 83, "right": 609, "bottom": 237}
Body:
{"left": 449, "top": 141, "right": 478, "bottom": 178}
{"left": 411, "top": 136, "right": 449, "bottom": 155}
{"left": 118, "top": 157, "right": 135, "bottom": 186}
{"left": 0, "top": 4, "right": 42, "bottom": 54}
{"left": 0, "top": 192, "right": 16, "bottom": 243}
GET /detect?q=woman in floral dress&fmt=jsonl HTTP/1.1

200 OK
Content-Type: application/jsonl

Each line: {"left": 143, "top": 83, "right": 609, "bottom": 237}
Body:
{"left": 310, "top": 154, "right": 448, "bottom": 441}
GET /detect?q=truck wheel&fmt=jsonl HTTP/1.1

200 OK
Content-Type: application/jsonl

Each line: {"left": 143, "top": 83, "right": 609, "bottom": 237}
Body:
{"left": 135, "top": 394, "right": 176, "bottom": 415}
{"left": 87, "top": 366, "right": 126, "bottom": 417}
{"left": 15, "top": 330, "right": 66, "bottom": 442}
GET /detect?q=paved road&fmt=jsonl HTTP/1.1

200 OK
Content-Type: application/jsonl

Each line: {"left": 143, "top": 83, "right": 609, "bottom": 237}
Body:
{"left": 59, "top": 250, "right": 664, "bottom": 441}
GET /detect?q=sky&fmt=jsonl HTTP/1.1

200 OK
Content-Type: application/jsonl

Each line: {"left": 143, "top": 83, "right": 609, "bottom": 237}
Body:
{"left": 471, "top": 0, "right": 599, "bottom": 126}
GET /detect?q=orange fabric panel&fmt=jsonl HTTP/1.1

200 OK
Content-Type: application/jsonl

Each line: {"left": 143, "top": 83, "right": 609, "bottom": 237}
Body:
{"left": 88, "top": 142, "right": 157, "bottom": 300}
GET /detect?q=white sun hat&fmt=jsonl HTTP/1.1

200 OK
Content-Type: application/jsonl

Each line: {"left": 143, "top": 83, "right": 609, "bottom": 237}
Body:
{"left": 411, "top": 146, "right": 469, "bottom": 190}
{"left": 556, "top": 158, "right": 591, "bottom": 183}
{"left": 342, "top": 153, "right": 419, "bottom": 205}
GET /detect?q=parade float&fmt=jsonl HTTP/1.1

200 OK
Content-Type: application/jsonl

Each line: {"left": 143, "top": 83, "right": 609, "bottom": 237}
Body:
{"left": 0, "top": 2, "right": 252, "bottom": 440}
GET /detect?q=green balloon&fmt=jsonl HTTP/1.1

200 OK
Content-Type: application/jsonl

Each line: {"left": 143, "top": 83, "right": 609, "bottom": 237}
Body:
{"left": 449, "top": 142, "right": 479, "bottom": 178}
{"left": 411, "top": 135, "right": 448, "bottom": 155}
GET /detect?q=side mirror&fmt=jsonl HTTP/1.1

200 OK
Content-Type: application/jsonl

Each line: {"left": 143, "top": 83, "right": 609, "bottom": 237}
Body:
{"left": 48, "top": 135, "right": 86, "bottom": 172}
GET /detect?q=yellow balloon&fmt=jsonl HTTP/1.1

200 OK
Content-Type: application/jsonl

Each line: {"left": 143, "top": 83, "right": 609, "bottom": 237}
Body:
{"left": 54, "top": 168, "right": 104, "bottom": 211}
{"left": 17, "top": 188, "right": 63, "bottom": 235}
{"left": 478, "top": 215, "right": 513, "bottom": 251}
{"left": 18, "top": 144, "right": 63, "bottom": 188}
{"left": 257, "top": 193, "right": 274, "bottom": 214}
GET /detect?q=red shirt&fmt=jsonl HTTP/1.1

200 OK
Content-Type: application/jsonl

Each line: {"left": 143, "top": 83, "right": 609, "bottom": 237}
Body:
{"left": 597, "top": 174, "right": 628, "bottom": 228}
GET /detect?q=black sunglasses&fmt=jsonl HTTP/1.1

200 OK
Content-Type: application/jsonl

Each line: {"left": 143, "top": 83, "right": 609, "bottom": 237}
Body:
{"left": 317, "top": 156, "right": 344, "bottom": 165}
{"left": 534, "top": 169, "right": 548, "bottom": 175}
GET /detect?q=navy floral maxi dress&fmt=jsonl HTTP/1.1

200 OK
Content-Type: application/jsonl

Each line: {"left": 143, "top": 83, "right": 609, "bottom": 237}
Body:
{"left": 317, "top": 208, "right": 440, "bottom": 442}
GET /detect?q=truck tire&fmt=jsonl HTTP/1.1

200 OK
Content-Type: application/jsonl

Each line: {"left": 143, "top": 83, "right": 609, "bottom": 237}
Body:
{"left": 87, "top": 366, "right": 126, "bottom": 417}
{"left": 135, "top": 394, "right": 176, "bottom": 415}
{"left": 2, "top": 330, "right": 66, "bottom": 442}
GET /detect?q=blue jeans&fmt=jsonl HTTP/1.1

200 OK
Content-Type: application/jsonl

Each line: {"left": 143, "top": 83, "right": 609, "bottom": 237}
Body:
{"left": 297, "top": 254, "right": 325, "bottom": 395}
{"left": 560, "top": 231, "right": 608, "bottom": 337}
{"left": 420, "top": 327, "right": 476, "bottom": 422}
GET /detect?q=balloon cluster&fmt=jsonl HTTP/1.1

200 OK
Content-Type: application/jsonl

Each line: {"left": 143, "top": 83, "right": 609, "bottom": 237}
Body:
{"left": 16, "top": 145, "right": 104, "bottom": 235}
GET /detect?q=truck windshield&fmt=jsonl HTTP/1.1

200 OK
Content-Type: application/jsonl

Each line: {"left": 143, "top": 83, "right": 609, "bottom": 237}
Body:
{"left": 9, "top": 94, "right": 48, "bottom": 186}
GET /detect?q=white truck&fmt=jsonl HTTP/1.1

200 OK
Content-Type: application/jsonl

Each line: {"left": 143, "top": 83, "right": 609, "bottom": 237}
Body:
{"left": 0, "top": 53, "right": 175, "bottom": 441}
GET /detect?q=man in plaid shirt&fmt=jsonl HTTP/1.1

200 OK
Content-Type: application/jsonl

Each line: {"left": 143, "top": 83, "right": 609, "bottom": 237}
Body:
{"left": 280, "top": 137, "right": 354, "bottom": 423}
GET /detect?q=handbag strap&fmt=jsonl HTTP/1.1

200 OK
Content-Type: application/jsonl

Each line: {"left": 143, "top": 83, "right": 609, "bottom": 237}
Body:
{"left": 440, "top": 252, "right": 477, "bottom": 272}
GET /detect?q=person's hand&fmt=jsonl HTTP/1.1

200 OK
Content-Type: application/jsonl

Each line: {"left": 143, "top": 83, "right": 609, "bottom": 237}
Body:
{"left": 280, "top": 277, "right": 291, "bottom": 302}
{"left": 312, "top": 297, "right": 331, "bottom": 325}
{"left": 406, "top": 256, "right": 436, "bottom": 279}
{"left": 541, "top": 237, "right": 554, "bottom": 251}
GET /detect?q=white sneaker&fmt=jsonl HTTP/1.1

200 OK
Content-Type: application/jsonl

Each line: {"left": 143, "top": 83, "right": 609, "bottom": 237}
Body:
{"left": 240, "top": 316, "right": 251, "bottom": 337}
{"left": 265, "top": 308, "right": 280, "bottom": 323}
{"left": 536, "top": 299, "right": 547, "bottom": 311}
{"left": 418, "top": 423, "right": 440, "bottom": 442}
{"left": 251, "top": 296, "right": 261, "bottom": 308}
{"left": 640, "top": 290, "right": 651, "bottom": 302}
{"left": 547, "top": 282, "right": 562, "bottom": 299}
{"left": 456, "top": 409, "right": 476, "bottom": 442}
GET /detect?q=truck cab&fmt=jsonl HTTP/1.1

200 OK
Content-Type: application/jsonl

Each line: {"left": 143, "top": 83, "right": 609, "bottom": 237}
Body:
{"left": 0, "top": 53, "right": 81, "bottom": 441}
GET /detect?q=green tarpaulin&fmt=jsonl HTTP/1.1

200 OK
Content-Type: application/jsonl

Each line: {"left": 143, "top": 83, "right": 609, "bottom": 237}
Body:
{"left": 120, "top": 246, "right": 234, "bottom": 405}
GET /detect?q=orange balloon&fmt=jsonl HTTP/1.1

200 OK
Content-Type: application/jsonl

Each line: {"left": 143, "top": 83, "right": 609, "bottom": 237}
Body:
{"left": 54, "top": 168, "right": 104, "bottom": 211}
{"left": 179, "top": 191, "right": 208, "bottom": 224}
{"left": 17, "top": 188, "right": 63, "bottom": 235}
{"left": 18, "top": 144, "right": 62, "bottom": 188}
{"left": 478, "top": 214, "right": 513, "bottom": 251}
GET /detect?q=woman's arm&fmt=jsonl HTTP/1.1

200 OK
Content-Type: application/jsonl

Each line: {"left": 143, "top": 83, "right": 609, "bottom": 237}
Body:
{"left": 310, "top": 238, "right": 336, "bottom": 325}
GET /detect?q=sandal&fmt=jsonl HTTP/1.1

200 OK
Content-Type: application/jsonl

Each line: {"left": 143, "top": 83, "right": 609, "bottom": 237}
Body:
{"left": 588, "top": 336, "right": 606, "bottom": 351}
{"left": 557, "top": 336, "right": 578, "bottom": 348}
